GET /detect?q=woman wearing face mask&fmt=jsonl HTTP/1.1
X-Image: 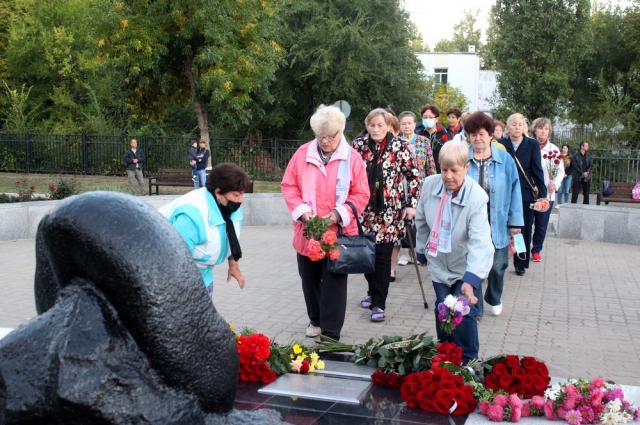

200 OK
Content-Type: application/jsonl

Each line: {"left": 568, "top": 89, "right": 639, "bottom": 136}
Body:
{"left": 282, "top": 105, "right": 369, "bottom": 341}
{"left": 499, "top": 113, "right": 547, "bottom": 276}
{"left": 416, "top": 104, "right": 451, "bottom": 173}
{"left": 352, "top": 108, "right": 421, "bottom": 322}
{"left": 159, "top": 162, "right": 251, "bottom": 301}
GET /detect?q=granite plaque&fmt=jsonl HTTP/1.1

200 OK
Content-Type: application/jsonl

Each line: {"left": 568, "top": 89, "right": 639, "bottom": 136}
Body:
{"left": 311, "top": 360, "right": 377, "bottom": 380}
{"left": 258, "top": 373, "right": 373, "bottom": 404}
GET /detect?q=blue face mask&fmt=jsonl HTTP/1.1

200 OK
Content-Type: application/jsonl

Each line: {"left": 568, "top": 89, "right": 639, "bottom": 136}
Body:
{"left": 513, "top": 233, "right": 526, "bottom": 258}
{"left": 423, "top": 118, "right": 436, "bottom": 129}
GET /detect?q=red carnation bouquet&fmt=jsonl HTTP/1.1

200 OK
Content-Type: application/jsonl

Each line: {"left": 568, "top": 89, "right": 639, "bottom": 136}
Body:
{"left": 303, "top": 216, "right": 341, "bottom": 261}
{"left": 236, "top": 333, "right": 278, "bottom": 384}
{"left": 543, "top": 149, "right": 565, "bottom": 181}
{"left": 483, "top": 355, "right": 550, "bottom": 399}
{"left": 400, "top": 367, "right": 477, "bottom": 415}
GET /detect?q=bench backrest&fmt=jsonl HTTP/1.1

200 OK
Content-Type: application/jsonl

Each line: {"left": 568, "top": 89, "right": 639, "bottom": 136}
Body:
{"left": 605, "top": 181, "right": 637, "bottom": 198}
{"left": 158, "top": 168, "right": 192, "bottom": 176}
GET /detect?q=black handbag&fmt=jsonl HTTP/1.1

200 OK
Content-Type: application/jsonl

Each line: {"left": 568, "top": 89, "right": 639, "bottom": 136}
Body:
{"left": 327, "top": 202, "right": 376, "bottom": 275}
{"left": 602, "top": 180, "right": 612, "bottom": 197}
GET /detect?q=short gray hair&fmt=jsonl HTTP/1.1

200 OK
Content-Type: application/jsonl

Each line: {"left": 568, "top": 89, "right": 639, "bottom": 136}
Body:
{"left": 310, "top": 105, "right": 346, "bottom": 135}
{"left": 439, "top": 141, "right": 469, "bottom": 168}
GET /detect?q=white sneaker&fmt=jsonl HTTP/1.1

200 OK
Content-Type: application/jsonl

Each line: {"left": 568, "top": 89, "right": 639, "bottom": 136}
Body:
{"left": 491, "top": 304, "right": 503, "bottom": 316}
{"left": 306, "top": 324, "right": 321, "bottom": 337}
{"left": 397, "top": 259, "right": 409, "bottom": 266}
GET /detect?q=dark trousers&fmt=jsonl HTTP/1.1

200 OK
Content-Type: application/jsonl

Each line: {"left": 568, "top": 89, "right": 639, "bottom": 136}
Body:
{"left": 532, "top": 201, "right": 554, "bottom": 254}
{"left": 297, "top": 254, "right": 348, "bottom": 341}
{"left": 432, "top": 280, "right": 479, "bottom": 362}
{"left": 513, "top": 202, "right": 534, "bottom": 270}
{"left": 364, "top": 242, "right": 394, "bottom": 311}
{"left": 571, "top": 179, "right": 591, "bottom": 204}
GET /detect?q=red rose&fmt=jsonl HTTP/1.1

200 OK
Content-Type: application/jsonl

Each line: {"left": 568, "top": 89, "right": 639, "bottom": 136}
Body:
{"left": 493, "top": 362, "right": 508, "bottom": 376}
{"left": 434, "top": 398, "right": 452, "bottom": 415}
{"left": 512, "top": 366, "right": 526, "bottom": 379}
{"left": 442, "top": 135, "right": 449, "bottom": 142}
{"left": 522, "top": 356, "right": 538, "bottom": 370}
{"left": 505, "top": 355, "right": 519, "bottom": 369}
{"left": 420, "top": 399, "right": 435, "bottom": 412}
{"left": 255, "top": 361, "right": 270, "bottom": 375}
{"left": 534, "top": 375, "right": 550, "bottom": 392}
{"left": 300, "top": 359, "right": 310, "bottom": 374}
{"left": 440, "top": 380, "right": 456, "bottom": 390}
{"left": 535, "top": 361, "right": 549, "bottom": 377}
{"left": 431, "top": 354, "right": 447, "bottom": 369}
{"left": 261, "top": 369, "right": 277, "bottom": 383}
{"left": 520, "top": 374, "right": 535, "bottom": 390}
{"left": 499, "top": 374, "right": 514, "bottom": 388}
{"left": 29, "top": 185, "right": 35, "bottom": 189}
{"left": 484, "top": 374, "right": 499, "bottom": 391}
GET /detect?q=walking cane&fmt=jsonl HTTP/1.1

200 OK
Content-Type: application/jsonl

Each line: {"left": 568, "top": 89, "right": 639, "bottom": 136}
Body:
{"left": 404, "top": 219, "right": 428, "bottom": 309}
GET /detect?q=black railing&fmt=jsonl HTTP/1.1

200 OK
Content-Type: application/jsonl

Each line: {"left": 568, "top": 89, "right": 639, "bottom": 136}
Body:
{"left": 1, "top": 133, "right": 638, "bottom": 190}
{"left": 0, "top": 133, "right": 306, "bottom": 181}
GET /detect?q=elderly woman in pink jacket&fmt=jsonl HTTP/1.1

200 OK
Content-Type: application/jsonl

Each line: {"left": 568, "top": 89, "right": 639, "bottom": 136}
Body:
{"left": 282, "top": 105, "right": 370, "bottom": 341}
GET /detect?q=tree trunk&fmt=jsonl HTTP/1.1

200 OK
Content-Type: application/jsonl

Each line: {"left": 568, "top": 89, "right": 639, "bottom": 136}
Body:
{"left": 185, "top": 56, "right": 212, "bottom": 168}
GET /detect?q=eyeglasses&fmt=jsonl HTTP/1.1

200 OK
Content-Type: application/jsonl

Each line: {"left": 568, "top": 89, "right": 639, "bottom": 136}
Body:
{"left": 315, "top": 131, "right": 339, "bottom": 142}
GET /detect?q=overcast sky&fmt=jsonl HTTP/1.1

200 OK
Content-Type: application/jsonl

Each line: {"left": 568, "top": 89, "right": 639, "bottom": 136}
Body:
{"left": 402, "top": 0, "right": 494, "bottom": 48}
{"left": 402, "top": 0, "right": 635, "bottom": 49}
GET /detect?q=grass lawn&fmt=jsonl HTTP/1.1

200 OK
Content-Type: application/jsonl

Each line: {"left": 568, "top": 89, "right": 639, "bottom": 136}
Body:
{"left": 0, "top": 172, "right": 282, "bottom": 195}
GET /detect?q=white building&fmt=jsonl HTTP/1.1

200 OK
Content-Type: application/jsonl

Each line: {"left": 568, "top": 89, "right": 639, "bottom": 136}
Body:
{"left": 415, "top": 52, "right": 498, "bottom": 114}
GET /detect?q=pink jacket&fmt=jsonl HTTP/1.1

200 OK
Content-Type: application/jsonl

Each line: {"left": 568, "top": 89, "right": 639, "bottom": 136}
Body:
{"left": 281, "top": 139, "right": 370, "bottom": 256}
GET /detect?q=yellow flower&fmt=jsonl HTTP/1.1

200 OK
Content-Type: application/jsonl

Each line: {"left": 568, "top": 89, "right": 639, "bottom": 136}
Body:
{"left": 229, "top": 325, "right": 235, "bottom": 332}
{"left": 293, "top": 344, "right": 302, "bottom": 355}
{"left": 309, "top": 365, "right": 315, "bottom": 372}
{"left": 317, "top": 360, "right": 325, "bottom": 370}
{"left": 302, "top": 353, "right": 308, "bottom": 359}
{"left": 289, "top": 354, "right": 294, "bottom": 359}
{"left": 296, "top": 355, "right": 303, "bottom": 361}
{"left": 310, "top": 352, "right": 319, "bottom": 362}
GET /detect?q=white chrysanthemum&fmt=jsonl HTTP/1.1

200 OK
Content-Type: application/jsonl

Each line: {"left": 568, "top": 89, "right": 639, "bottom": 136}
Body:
{"left": 444, "top": 295, "right": 457, "bottom": 309}
{"left": 601, "top": 412, "right": 619, "bottom": 425}
{"left": 545, "top": 384, "right": 561, "bottom": 401}
{"left": 608, "top": 399, "right": 623, "bottom": 412}
{"left": 619, "top": 411, "right": 633, "bottom": 423}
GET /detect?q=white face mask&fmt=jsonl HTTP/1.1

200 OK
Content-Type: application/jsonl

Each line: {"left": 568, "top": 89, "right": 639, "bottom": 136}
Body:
{"left": 423, "top": 118, "right": 436, "bottom": 129}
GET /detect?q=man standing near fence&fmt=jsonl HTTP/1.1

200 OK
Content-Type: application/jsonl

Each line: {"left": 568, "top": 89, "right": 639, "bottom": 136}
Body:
{"left": 124, "top": 138, "right": 147, "bottom": 196}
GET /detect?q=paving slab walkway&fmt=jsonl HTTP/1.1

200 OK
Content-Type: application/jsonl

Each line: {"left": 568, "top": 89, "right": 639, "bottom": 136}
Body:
{"left": 1, "top": 224, "right": 640, "bottom": 386}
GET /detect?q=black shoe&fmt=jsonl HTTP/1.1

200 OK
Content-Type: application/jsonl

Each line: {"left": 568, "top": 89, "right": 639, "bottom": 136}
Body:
{"left": 515, "top": 267, "right": 525, "bottom": 276}
{"left": 390, "top": 274, "right": 396, "bottom": 282}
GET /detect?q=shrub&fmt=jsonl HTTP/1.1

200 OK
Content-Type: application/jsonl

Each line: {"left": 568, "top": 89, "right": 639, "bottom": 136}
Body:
{"left": 48, "top": 178, "right": 79, "bottom": 200}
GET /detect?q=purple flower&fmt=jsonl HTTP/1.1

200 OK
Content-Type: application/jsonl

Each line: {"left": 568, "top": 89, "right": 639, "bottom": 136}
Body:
{"left": 438, "top": 303, "right": 450, "bottom": 317}
{"left": 606, "top": 387, "right": 624, "bottom": 401}
{"left": 457, "top": 296, "right": 469, "bottom": 307}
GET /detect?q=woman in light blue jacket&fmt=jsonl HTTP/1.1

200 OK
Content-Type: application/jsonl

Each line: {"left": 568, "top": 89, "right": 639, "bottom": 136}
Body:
{"left": 466, "top": 112, "right": 524, "bottom": 318}
{"left": 415, "top": 141, "right": 494, "bottom": 362}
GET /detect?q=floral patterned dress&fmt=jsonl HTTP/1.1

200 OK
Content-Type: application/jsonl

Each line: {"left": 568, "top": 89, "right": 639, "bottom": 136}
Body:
{"left": 352, "top": 133, "right": 422, "bottom": 244}
{"left": 404, "top": 134, "right": 437, "bottom": 183}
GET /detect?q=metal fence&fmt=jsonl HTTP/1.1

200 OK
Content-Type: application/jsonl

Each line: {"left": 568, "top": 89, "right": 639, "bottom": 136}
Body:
{"left": 1, "top": 133, "right": 639, "bottom": 190}
{"left": 0, "top": 133, "right": 305, "bottom": 181}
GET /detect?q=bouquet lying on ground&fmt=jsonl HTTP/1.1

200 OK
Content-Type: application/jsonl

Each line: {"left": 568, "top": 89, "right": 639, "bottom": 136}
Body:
{"left": 303, "top": 216, "right": 341, "bottom": 261}
{"left": 437, "top": 294, "right": 470, "bottom": 335}
{"left": 483, "top": 355, "right": 551, "bottom": 399}
{"left": 234, "top": 327, "right": 324, "bottom": 383}
{"left": 401, "top": 367, "right": 478, "bottom": 415}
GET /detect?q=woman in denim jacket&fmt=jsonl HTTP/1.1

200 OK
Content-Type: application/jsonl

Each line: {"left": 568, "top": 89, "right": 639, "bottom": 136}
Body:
{"left": 466, "top": 112, "right": 524, "bottom": 318}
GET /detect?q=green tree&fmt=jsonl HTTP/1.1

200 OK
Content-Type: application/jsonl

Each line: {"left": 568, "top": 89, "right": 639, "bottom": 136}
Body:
{"left": 409, "top": 22, "right": 430, "bottom": 52}
{"left": 434, "top": 9, "right": 482, "bottom": 54}
{"left": 427, "top": 84, "right": 469, "bottom": 127}
{"left": 487, "top": 0, "right": 592, "bottom": 119}
{"left": 251, "top": 0, "right": 428, "bottom": 139}
{"left": 95, "top": 0, "right": 284, "bottom": 150}
{"left": 569, "top": 5, "right": 639, "bottom": 124}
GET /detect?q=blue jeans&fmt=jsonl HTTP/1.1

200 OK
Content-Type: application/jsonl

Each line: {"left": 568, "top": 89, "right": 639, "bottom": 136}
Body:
{"left": 532, "top": 201, "right": 554, "bottom": 254}
{"left": 194, "top": 169, "right": 207, "bottom": 189}
{"left": 558, "top": 175, "right": 572, "bottom": 204}
{"left": 432, "top": 280, "right": 479, "bottom": 362}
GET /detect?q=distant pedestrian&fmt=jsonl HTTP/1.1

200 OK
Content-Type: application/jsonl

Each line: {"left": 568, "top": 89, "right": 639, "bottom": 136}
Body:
{"left": 416, "top": 104, "right": 451, "bottom": 173}
{"left": 447, "top": 108, "right": 463, "bottom": 137}
{"left": 124, "top": 138, "right": 146, "bottom": 196}
{"left": 193, "top": 140, "right": 210, "bottom": 189}
{"left": 556, "top": 144, "right": 573, "bottom": 206}
{"left": 188, "top": 139, "right": 198, "bottom": 183}
{"left": 571, "top": 141, "right": 593, "bottom": 204}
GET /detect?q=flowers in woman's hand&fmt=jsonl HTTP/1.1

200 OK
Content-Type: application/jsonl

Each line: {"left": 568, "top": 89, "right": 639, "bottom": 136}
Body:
{"left": 437, "top": 295, "right": 470, "bottom": 335}
{"left": 544, "top": 149, "right": 565, "bottom": 180}
{"left": 303, "top": 216, "right": 341, "bottom": 262}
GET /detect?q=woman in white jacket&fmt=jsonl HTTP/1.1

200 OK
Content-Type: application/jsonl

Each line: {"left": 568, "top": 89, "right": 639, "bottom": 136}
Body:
{"left": 415, "top": 141, "right": 494, "bottom": 362}
{"left": 530, "top": 118, "right": 564, "bottom": 263}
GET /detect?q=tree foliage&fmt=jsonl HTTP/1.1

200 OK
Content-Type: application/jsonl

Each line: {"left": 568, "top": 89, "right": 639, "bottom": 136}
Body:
{"left": 427, "top": 84, "right": 469, "bottom": 127}
{"left": 434, "top": 9, "right": 483, "bottom": 55}
{"left": 488, "top": 0, "right": 592, "bottom": 120}
{"left": 251, "top": 0, "right": 428, "bottom": 139}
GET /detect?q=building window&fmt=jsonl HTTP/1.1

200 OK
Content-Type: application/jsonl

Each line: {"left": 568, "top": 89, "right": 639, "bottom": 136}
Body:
{"left": 434, "top": 68, "right": 448, "bottom": 85}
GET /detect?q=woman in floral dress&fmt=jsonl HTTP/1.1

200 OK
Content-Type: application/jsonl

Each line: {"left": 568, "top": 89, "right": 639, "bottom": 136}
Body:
{"left": 352, "top": 108, "right": 422, "bottom": 322}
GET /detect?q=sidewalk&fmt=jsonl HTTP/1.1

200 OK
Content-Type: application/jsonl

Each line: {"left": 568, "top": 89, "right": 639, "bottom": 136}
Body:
{"left": 1, "top": 225, "right": 640, "bottom": 386}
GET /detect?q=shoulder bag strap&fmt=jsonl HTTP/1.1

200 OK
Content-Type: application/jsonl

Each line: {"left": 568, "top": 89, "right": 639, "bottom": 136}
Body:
{"left": 343, "top": 201, "right": 365, "bottom": 236}
{"left": 513, "top": 155, "right": 537, "bottom": 191}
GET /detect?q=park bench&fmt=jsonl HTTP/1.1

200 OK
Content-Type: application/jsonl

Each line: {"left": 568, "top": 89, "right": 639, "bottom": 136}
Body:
{"left": 596, "top": 181, "right": 640, "bottom": 205}
{"left": 148, "top": 168, "right": 196, "bottom": 195}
